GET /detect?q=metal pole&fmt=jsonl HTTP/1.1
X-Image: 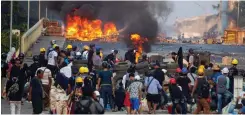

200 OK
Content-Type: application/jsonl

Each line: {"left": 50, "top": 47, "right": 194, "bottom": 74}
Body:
{"left": 28, "top": 0, "right": 30, "bottom": 30}
{"left": 10, "top": 0, "right": 13, "bottom": 50}
{"left": 39, "top": 0, "right": 40, "bottom": 20}
{"left": 237, "top": 0, "right": 240, "bottom": 28}
{"left": 46, "top": 6, "right": 47, "bottom": 18}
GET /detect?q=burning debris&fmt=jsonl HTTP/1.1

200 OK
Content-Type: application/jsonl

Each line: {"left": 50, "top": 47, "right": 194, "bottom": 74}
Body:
{"left": 130, "top": 34, "right": 148, "bottom": 63}
{"left": 66, "top": 15, "right": 119, "bottom": 42}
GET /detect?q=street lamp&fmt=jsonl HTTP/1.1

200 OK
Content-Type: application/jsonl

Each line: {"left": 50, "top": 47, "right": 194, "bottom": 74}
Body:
{"left": 39, "top": 0, "right": 41, "bottom": 20}
{"left": 237, "top": 0, "right": 240, "bottom": 28}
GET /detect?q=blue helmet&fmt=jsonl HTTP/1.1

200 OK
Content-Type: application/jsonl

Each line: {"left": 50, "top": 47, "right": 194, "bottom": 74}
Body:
{"left": 182, "top": 67, "right": 188, "bottom": 74}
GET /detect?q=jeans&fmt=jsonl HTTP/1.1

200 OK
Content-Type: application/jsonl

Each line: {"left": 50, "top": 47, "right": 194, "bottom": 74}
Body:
{"left": 217, "top": 93, "right": 223, "bottom": 114}
{"left": 100, "top": 85, "right": 113, "bottom": 109}
{"left": 171, "top": 100, "right": 187, "bottom": 114}
{"left": 10, "top": 101, "right": 21, "bottom": 115}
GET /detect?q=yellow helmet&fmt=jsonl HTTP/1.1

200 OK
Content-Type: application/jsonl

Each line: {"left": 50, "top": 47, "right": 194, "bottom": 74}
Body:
{"left": 231, "top": 59, "right": 238, "bottom": 65}
{"left": 83, "top": 45, "right": 90, "bottom": 50}
{"left": 40, "top": 48, "right": 46, "bottom": 52}
{"left": 75, "top": 77, "right": 83, "bottom": 83}
{"left": 198, "top": 68, "right": 204, "bottom": 75}
{"left": 53, "top": 44, "right": 58, "bottom": 49}
{"left": 79, "top": 67, "right": 89, "bottom": 74}
{"left": 67, "top": 44, "right": 72, "bottom": 49}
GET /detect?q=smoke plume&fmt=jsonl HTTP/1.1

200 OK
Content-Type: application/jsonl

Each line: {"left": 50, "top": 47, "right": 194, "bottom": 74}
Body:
{"left": 44, "top": 1, "right": 173, "bottom": 52}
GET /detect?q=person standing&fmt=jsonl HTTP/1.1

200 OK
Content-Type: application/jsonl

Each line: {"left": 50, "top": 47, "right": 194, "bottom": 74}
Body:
{"left": 39, "top": 48, "right": 47, "bottom": 66}
{"left": 6, "top": 58, "right": 25, "bottom": 114}
{"left": 35, "top": 62, "right": 52, "bottom": 110}
{"left": 28, "top": 55, "right": 41, "bottom": 80}
{"left": 228, "top": 59, "right": 239, "bottom": 94}
{"left": 128, "top": 73, "right": 143, "bottom": 114}
{"left": 192, "top": 68, "right": 210, "bottom": 114}
{"left": 177, "top": 67, "right": 191, "bottom": 103}
{"left": 211, "top": 65, "right": 222, "bottom": 83}
{"left": 97, "top": 62, "right": 114, "bottom": 111}
{"left": 87, "top": 44, "right": 95, "bottom": 72}
{"left": 66, "top": 44, "right": 73, "bottom": 57}
{"left": 187, "top": 48, "right": 195, "bottom": 68}
{"left": 28, "top": 69, "right": 45, "bottom": 114}
{"left": 216, "top": 67, "right": 229, "bottom": 114}
{"left": 187, "top": 67, "right": 198, "bottom": 92}
{"left": 47, "top": 45, "right": 60, "bottom": 77}
{"left": 82, "top": 45, "right": 90, "bottom": 60}
{"left": 47, "top": 40, "right": 56, "bottom": 57}
{"left": 144, "top": 72, "right": 162, "bottom": 114}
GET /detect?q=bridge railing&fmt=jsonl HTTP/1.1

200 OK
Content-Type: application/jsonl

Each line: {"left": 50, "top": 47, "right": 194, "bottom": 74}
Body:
{"left": 16, "top": 18, "right": 44, "bottom": 56}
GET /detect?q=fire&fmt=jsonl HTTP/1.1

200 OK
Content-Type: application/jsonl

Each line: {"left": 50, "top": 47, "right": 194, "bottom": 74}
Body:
{"left": 130, "top": 34, "right": 147, "bottom": 63}
{"left": 66, "top": 15, "right": 119, "bottom": 42}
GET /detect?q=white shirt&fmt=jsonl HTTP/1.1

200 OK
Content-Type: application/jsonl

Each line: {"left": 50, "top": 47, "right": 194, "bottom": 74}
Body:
{"left": 48, "top": 50, "right": 58, "bottom": 66}
{"left": 122, "top": 73, "right": 140, "bottom": 89}
{"left": 60, "top": 65, "right": 72, "bottom": 78}
{"left": 35, "top": 67, "right": 52, "bottom": 85}
{"left": 187, "top": 73, "right": 198, "bottom": 86}
{"left": 82, "top": 50, "right": 89, "bottom": 60}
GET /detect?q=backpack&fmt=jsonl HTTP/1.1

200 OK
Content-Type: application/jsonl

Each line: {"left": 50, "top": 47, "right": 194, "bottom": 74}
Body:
{"left": 8, "top": 79, "right": 19, "bottom": 96}
{"left": 75, "top": 98, "right": 93, "bottom": 114}
{"left": 198, "top": 78, "right": 210, "bottom": 98}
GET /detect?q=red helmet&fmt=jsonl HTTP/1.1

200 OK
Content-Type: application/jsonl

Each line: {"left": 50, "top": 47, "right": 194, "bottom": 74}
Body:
{"left": 176, "top": 67, "right": 182, "bottom": 73}
{"left": 170, "top": 78, "right": 176, "bottom": 84}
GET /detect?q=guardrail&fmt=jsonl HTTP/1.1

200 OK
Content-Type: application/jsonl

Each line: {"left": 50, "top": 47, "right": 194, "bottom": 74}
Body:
{"left": 16, "top": 18, "right": 44, "bottom": 57}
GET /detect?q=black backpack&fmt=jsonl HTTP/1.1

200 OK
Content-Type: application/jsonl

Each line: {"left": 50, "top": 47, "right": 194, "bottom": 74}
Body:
{"left": 75, "top": 98, "right": 93, "bottom": 114}
{"left": 198, "top": 78, "right": 210, "bottom": 98}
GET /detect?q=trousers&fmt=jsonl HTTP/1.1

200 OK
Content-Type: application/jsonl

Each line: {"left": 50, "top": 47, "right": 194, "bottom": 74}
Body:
{"left": 56, "top": 101, "right": 68, "bottom": 114}
{"left": 10, "top": 101, "right": 21, "bottom": 115}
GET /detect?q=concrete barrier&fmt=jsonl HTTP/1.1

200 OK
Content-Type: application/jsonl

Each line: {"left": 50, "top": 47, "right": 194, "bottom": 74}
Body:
{"left": 17, "top": 18, "right": 44, "bottom": 56}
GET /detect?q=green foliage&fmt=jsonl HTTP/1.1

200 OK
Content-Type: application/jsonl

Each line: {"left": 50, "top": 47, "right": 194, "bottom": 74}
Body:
{"left": 1, "top": 31, "right": 20, "bottom": 53}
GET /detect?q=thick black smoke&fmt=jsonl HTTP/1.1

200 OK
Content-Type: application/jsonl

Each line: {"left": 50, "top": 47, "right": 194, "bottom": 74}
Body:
{"left": 44, "top": 1, "right": 172, "bottom": 52}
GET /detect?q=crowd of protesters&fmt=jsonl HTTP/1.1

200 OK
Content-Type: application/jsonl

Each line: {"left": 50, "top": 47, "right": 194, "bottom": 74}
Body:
{"left": 1, "top": 40, "right": 245, "bottom": 114}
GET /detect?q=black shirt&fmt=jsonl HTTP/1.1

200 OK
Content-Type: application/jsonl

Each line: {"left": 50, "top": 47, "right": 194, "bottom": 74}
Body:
{"left": 30, "top": 77, "right": 43, "bottom": 99}
{"left": 177, "top": 76, "right": 191, "bottom": 98}
{"left": 104, "top": 53, "right": 115, "bottom": 64}
{"left": 153, "top": 68, "right": 165, "bottom": 86}
{"left": 68, "top": 76, "right": 76, "bottom": 90}
{"left": 1, "top": 61, "right": 8, "bottom": 78}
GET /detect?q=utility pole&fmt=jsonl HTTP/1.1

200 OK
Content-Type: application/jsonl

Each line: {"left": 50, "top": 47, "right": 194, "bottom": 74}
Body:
{"left": 10, "top": 0, "right": 13, "bottom": 50}
{"left": 237, "top": 0, "right": 240, "bottom": 28}
{"left": 28, "top": 0, "right": 30, "bottom": 30}
{"left": 39, "top": 0, "right": 41, "bottom": 20}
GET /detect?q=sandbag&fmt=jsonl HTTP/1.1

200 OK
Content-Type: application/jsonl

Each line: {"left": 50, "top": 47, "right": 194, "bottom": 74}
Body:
{"left": 135, "top": 61, "right": 148, "bottom": 70}
{"left": 114, "top": 62, "right": 130, "bottom": 71}
{"left": 166, "top": 63, "right": 179, "bottom": 69}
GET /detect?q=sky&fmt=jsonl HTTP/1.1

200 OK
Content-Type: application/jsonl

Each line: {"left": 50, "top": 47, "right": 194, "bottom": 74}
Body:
{"left": 166, "top": 1, "right": 220, "bottom": 25}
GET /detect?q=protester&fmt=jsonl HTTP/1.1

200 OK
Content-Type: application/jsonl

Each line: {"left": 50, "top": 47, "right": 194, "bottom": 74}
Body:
{"left": 1, "top": 53, "right": 9, "bottom": 98}
{"left": 114, "top": 81, "right": 125, "bottom": 111}
{"left": 104, "top": 49, "right": 118, "bottom": 68}
{"left": 47, "top": 45, "right": 60, "bottom": 77}
{"left": 28, "top": 69, "right": 44, "bottom": 114}
{"left": 144, "top": 71, "right": 162, "bottom": 114}
{"left": 35, "top": 61, "right": 52, "bottom": 109}
{"left": 47, "top": 40, "right": 56, "bottom": 57}
{"left": 97, "top": 62, "right": 114, "bottom": 111}
{"left": 187, "top": 67, "right": 197, "bottom": 92}
{"left": 187, "top": 48, "right": 195, "bottom": 68}
{"left": 216, "top": 67, "right": 229, "bottom": 114}
{"left": 93, "top": 48, "right": 102, "bottom": 67}
{"left": 192, "top": 68, "right": 210, "bottom": 114}
{"left": 59, "top": 50, "right": 69, "bottom": 68}
{"left": 88, "top": 44, "right": 95, "bottom": 72}
{"left": 6, "top": 58, "right": 25, "bottom": 114}
{"left": 169, "top": 78, "right": 187, "bottom": 114}
{"left": 211, "top": 64, "right": 222, "bottom": 83}
{"left": 127, "top": 73, "right": 143, "bottom": 114}
{"left": 28, "top": 55, "right": 41, "bottom": 80}
{"left": 177, "top": 67, "right": 191, "bottom": 103}
{"left": 93, "top": 91, "right": 104, "bottom": 108}
{"left": 82, "top": 45, "right": 90, "bottom": 60}
{"left": 66, "top": 44, "right": 73, "bottom": 57}
{"left": 228, "top": 59, "right": 239, "bottom": 94}
{"left": 70, "top": 45, "right": 77, "bottom": 59}
{"left": 39, "top": 48, "right": 47, "bottom": 66}
{"left": 67, "top": 66, "right": 79, "bottom": 94}
{"left": 171, "top": 52, "right": 189, "bottom": 68}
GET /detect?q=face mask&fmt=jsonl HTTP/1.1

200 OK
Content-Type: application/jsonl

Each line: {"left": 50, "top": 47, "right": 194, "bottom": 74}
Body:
{"left": 76, "top": 83, "right": 83, "bottom": 87}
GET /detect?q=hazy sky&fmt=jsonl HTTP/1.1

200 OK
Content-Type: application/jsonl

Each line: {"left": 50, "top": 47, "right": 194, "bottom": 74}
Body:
{"left": 166, "top": 1, "right": 219, "bottom": 25}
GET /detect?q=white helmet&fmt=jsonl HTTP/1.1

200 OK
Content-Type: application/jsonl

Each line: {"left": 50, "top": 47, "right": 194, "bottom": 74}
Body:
{"left": 162, "top": 69, "right": 167, "bottom": 73}
{"left": 51, "top": 40, "right": 56, "bottom": 44}
{"left": 135, "top": 75, "right": 141, "bottom": 80}
{"left": 94, "top": 91, "right": 100, "bottom": 96}
{"left": 222, "top": 67, "right": 229, "bottom": 74}
{"left": 76, "top": 52, "right": 82, "bottom": 56}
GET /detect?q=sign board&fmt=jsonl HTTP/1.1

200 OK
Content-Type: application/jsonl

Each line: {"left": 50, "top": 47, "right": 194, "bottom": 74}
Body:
{"left": 233, "top": 75, "right": 244, "bottom": 100}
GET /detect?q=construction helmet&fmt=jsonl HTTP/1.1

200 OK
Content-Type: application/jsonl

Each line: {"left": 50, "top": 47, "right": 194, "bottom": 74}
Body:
{"left": 76, "top": 77, "right": 83, "bottom": 83}
{"left": 83, "top": 45, "right": 90, "bottom": 50}
{"left": 53, "top": 44, "right": 58, "bottom": 49}
{"left": 170, "top": 78, "right": 176, "bottom": 84}
{"left": 176, "top": 67, "right": 182, "bottom": 73}
{"left": 66, "top": 44, "right": 72, "bottom": 49}
{"left": 198, "top": 68, "right": 204, "bottom": 75}
{"left": 181, "top": 67, "right": 188, "bottom": 74}
{"left": 231, "top": 59, "right": 238, "bottom": 65}
{"left": 40, "top": 48, "right": 46, "bottom": 52}
{"left": 79, "top": 67, "right": 89, "bottom": 74}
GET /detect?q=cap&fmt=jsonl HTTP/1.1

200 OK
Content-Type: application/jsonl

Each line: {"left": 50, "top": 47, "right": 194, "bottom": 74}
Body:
{"left": 222, "top": 67, "right": 229, "bottom": 74}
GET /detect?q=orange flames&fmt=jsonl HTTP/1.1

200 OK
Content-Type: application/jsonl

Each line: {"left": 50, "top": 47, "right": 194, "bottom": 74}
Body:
{"left": 66, "top": 15, "right": 119, "bottom": 42}
{"left": 130, "top": 34, "right": 148, "bottom": 63}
